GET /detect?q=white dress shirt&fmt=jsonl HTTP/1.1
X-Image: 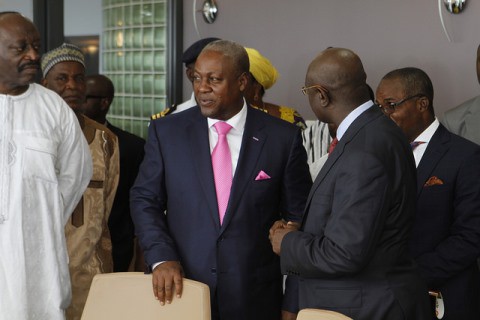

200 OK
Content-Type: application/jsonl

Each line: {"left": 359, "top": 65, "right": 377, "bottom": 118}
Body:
{"left": 411, "top": 118, "right": 440, "bottom": 167}
{"left": 207, "top": 101, "right": 247, "bottom": 176}
{"left": 336, "top": 100, "right": 375, "bottom": 141}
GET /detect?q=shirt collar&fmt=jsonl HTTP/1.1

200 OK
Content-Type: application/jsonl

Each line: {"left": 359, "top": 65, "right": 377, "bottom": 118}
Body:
{"left": 336, "top": 100, "right": 374, "bottom": 141}
{"left": 207, "top": 99, "right": 248, "bottom": 132}
{"left": 414, "top": 118, "right": 439, "bottom": 144}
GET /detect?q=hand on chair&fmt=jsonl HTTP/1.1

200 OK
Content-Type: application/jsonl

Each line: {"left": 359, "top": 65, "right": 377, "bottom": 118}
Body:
{"left": 152, "top": 261, "right": 184, "bottom": 305}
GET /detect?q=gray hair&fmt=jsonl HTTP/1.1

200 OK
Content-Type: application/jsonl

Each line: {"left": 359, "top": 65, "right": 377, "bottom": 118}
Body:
{"left": 202, "top": 40, "right": 250, "bottom": 75}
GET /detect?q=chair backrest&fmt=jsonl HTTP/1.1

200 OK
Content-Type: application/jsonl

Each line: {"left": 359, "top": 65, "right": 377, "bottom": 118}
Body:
{"left": 297, "top": 308, "right": 353, "bottom": 320}
{"left": 81, "top": 272, "right": 210, "bottom": 320}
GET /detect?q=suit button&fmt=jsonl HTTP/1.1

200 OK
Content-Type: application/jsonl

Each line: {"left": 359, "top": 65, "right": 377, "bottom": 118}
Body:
{"left": 211, "top": 268, "right": 217, "bottom": 274}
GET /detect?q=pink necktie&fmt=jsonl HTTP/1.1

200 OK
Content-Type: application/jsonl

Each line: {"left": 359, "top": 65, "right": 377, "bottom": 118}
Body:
{"left": 212, "top": 122, "right": 233, "bottom": 225}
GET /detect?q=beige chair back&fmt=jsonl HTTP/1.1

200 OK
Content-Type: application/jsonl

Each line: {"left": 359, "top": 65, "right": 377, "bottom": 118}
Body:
{"left": 81, "top": 272, "right": 210, "bottom": 320}
{"left": 297, "top": 308, "right": 353, "bottom": 320}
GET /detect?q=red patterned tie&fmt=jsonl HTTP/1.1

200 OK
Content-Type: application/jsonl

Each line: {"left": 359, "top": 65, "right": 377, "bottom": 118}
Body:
{"left": 328, "top": 137, "right": 338, "bottom": 155}
{"left": 212, "top": 122, "right": 233, "bottom": 225}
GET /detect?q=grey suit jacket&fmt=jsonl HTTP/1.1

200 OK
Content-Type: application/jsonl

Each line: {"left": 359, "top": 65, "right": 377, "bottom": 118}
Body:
{"left": 281, "top": 106, "right": 431, "bottom": 320}
{"left": 443, "top": 95, "right": 480, "bottom": 145}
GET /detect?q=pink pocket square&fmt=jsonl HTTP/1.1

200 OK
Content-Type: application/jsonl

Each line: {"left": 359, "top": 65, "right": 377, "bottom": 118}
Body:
{"left": 255, "top": 170, "right": 271, "bottom": 181}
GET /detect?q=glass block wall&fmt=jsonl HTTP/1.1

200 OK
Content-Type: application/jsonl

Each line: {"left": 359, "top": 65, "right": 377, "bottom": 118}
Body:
{"left": 102, "top": 0, "right": 167, "bottom": 138}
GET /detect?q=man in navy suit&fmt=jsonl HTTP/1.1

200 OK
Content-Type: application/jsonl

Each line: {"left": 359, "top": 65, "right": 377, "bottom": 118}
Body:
{"left": 271, "top": 48, "right": 430, "bottom": 320}
{"left": 130, "top": 40, "right": 312, "bottom": 320}
{"left": 376, "top": 67, "right": 480, "bottom": 320}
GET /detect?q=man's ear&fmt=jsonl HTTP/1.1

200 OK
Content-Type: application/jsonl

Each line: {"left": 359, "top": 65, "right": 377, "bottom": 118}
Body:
{"left": 101, "top": 98, "right": 111, "bottom": 114}
{"left": 417, "top": 96, "right": 429, "bottom": 112}
{"left": 317, "top": 88, "right": 330, "bottom": 107}
{"left": 40, "top": 78, "right": 47, "bottom": 87}
{"left": 238, "top": 72, "right": 248, "bottom": 92}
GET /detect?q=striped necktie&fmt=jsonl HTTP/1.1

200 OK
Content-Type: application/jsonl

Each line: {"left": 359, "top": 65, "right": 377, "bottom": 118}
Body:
{"left": 410, "top": 141, "right": 425, "bottom": 150}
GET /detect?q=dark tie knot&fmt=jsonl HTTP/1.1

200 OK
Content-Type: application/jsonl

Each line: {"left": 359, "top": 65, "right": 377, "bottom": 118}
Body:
{"left": 410, "top": 141, "right": 425, "bottom": 150}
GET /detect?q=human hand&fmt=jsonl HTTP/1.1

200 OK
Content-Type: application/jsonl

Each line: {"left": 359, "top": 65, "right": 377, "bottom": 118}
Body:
{"left": 269, "top": 219, "right": 300, "bottom": 240}
{"left": 269, "top": 219, "right": 288, "bottom": 238}
{"left": 270, "top": 224, "right": 296, "bottom": 255}
{"left": 282, "top": 310, "right": 298, "bottom": 320}
{"left": 152, "top": 261, "right": 184, "bottom": 305}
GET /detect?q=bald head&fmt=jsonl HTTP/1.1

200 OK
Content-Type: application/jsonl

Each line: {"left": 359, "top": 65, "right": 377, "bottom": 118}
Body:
{"left": 307, "top": 48, "right": 367, "bottom": 92}
{"left": 82, "top": 74, "right": 115, "bottom": 123}
{"left": 86, "top": 74, "right": 114, "bottom": 100}
{"left": 0, "top": 12, "right": 41, "bottom": 95}
{"left": 304, "top": 48, "right": 370, "bottom": 124}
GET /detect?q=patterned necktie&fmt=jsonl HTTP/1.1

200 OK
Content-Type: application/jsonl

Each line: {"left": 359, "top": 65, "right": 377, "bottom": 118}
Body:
{"left": 328, "top": 137, "right": 338, "bottom": 155}
{"left": 410, "top": 141, "right": 425, "bottom": 150}
{"left": 212, "top": 122, "right": 233, "bottom": 225}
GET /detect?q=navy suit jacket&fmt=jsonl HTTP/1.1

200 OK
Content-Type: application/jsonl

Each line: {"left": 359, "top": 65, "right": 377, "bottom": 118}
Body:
{"left": 106, "top": 122, "right": 145, "bottom": 271}
{"left": 281, "top": 106, "right": 431, "bottom": 320}
{"left": 410, "top": 124, "right": 480, "bottom": 320}
{"left": 130, "top": 106, "right": 312, "bottom": 320}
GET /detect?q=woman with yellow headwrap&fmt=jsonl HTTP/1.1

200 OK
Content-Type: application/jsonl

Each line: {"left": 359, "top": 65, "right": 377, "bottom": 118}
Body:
{"left": 244, "top": 47, "right": 306, "bottom": 130}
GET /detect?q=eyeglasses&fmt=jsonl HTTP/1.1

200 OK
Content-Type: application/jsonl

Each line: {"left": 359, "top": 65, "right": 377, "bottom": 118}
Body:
{"left": 301, "top": 84, "right": 329, "bottom": 96}
{"left": 85, "top": 95, "right": 106, "bottom": 100}
{"left": 377, "top": 94, "right": 424, "bottom": 114}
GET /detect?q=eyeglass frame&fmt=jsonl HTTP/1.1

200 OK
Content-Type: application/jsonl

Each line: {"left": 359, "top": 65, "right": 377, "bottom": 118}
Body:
{"left": 301, "top": 84, "right": 329, "bottom": 96}
{"left": 377, "top": 93, "right": 425, "bottom": 114}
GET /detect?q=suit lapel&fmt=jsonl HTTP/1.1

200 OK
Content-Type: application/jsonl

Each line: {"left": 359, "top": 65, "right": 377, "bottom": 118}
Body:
{"left": 416, "top": 125, "right": 450, "bottom": 197}
{"left": 302, "top": 106, "right": 383, "bottom": 224}
{"left": 221, "top": 107, "right": 266, "bottom": 231}
{"left": 186, "top": 110, "right": 222, "bottom": 228}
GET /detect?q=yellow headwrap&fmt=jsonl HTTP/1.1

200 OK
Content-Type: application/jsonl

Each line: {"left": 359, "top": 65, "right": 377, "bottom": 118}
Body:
{"left": 245, "top": 47, "right": 279, "bottom": 90}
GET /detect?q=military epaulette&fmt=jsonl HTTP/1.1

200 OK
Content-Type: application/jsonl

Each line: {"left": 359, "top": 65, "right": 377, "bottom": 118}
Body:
{"left": 250, "top": 104, "right": 268, "bottom": 113}
{"left": 151, "top": 104, "right": 177, "bottom": 120}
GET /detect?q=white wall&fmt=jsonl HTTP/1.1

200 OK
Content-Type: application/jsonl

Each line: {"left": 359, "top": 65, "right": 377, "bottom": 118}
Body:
{"left": 0, "top": 0, "right": 32, "bottom": 19}
{"left": 0, "top": 0, "right": 100, "bottom": 36}
{"left": 182, "top": 0, "right": 480, "bottom": 120}
{"left": 64, "top": 0, "right": 102, "bottom": 36}
{"left": 3, "top": 0, "right": 479, "bottom": 121}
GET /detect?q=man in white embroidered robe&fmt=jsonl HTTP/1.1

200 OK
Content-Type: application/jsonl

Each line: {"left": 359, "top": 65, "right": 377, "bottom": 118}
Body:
{"left": 0, "top": 12, "right": 92, "bottom": 320}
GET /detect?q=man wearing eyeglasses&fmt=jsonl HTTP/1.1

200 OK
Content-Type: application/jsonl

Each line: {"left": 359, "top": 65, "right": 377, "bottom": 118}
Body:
{"left": 376, "top": 67, "right": 480, "bottom": 320}
{"left": 270, "top": 48, "right": 430, "bottom": 320}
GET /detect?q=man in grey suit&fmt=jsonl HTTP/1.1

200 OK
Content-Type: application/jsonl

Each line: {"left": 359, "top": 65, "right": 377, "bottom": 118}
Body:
{"left": 443, "top": 44, "right": 480, "bottom": 145}
{"left": 270, "top": 48, "right": 430, "bottom": 320}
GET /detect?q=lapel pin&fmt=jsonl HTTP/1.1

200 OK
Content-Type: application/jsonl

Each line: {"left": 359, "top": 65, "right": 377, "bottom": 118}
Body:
{"left": 252, "top": 136, "right": 259, "bottom": 141}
